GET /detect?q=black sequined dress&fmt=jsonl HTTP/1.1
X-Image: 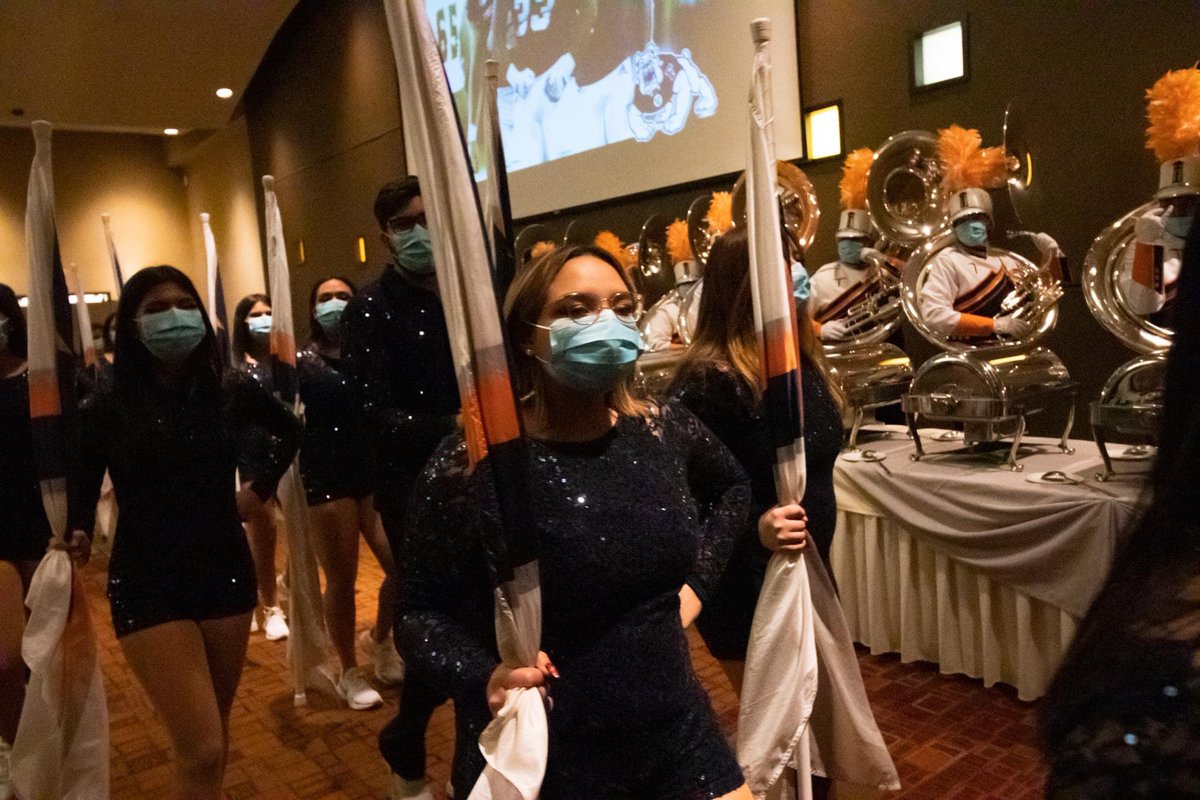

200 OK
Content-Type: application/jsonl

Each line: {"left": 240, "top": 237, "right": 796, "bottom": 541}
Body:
{"left": 72, "top": 369, "right": 300, "bottom": 637}
{"left": 670, "top": 352, "right": 843, "bottom": 660}
{"left": 0, "top": 371, "right": 52, "bottom": 563}
{"left": 398, "top": 404, "right": 751, "bottom": 799}
{"left": 297, "top": 345, "right": 371, "bottom": 506}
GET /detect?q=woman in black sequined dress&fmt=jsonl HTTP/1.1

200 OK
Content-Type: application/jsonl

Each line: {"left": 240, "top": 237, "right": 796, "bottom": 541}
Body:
{"left": 0, "top": 283, "right": 51, "bottom": 761}
{"left": 298, "top": 276, "right": 403, "bottom": 708}
{"left": 70, "top": 267, "right": 299, "bottom": 799}
{"left": 669, "top": 228, "right": 843, "bottom": 688}
{"left": 398, "top": 246, "right": 754, "bottom": 799}
{"left": 232, "top": 292, "right": 289, "bottom": 639}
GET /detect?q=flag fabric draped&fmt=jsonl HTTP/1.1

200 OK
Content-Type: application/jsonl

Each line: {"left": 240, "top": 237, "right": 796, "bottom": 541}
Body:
{"left": 482, "top": 57, "right": 516, "bottom": 297}
{"left": 262, "top": 175, "right": 329, "bottom": 707}
{"left": 383, "top": 3, "right": 543, "bottom": 798}
{"left": 100, "top": 212, "right": 123, "bottom": 293}
{"left": 201, "top": 212, "right": 231, "bottom": 363}
{"left": 735, "top": 22, "right": 898, "bottom": 800}
{"left": 11, "top": 119, "right": 110, "bottom": 800}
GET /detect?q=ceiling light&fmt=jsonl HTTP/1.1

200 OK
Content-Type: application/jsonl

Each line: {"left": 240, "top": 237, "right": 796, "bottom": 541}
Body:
{"left": 163, "top": 128, "right": 179, "bottom": 136}
{"left": 216, "top": 87, "right": 234, "bottom": 99}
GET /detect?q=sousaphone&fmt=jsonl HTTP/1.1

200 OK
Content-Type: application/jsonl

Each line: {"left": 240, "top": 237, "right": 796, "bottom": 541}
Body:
{"left": 514, "top": 223, "right": 557, "bottom": 265}
{"left": 731, "top": 160, "right": 820, "bottom": 254}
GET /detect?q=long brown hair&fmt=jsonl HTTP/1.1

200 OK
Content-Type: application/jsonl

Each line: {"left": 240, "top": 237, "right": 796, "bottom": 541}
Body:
{"left": 673, "top": 227, "right": 841, "bottom": 404}
{"left": 503, "top": 244, "right": 650, "bottom": 425}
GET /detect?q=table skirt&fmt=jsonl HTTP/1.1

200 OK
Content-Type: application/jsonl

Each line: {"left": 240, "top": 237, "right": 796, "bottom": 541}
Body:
{"left": 831, "top": 510, "right": 1079, "bottom": 701}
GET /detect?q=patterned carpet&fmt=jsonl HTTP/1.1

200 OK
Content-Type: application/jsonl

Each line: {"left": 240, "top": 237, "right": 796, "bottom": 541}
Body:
{"left": 79, "top": 541, "right": 1047, "bottom": 799}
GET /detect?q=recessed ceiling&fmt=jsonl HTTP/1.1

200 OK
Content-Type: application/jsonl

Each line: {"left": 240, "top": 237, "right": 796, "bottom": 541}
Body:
{"left": 0, "top": 0, "right": 297, "bottom": 134}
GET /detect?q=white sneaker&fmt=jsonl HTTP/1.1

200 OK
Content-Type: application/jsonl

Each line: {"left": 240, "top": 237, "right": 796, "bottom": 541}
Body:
{"left": 336, "top": 666, "right": 383, "bottom": 710}
{"left": 0, "top": 740, "right": 13, "bottom": 800}
{"left": 388, "top": 773, "right": 434, "bottom": 800}
{"left": 263, "top": 606, "right": 289, "bottom": 641}
{"left": 362, "top": 629, "right": 406, "bottom": 685}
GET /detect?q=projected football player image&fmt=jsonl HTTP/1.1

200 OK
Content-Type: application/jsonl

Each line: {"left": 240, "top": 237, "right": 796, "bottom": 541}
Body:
{"left": 431, "top": 0, "right": 719, "bottom": 172}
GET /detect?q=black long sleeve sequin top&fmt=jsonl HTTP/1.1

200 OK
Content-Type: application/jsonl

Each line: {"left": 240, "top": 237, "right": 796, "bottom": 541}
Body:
{"left": 235, "top": 358, "right": 287, "bottom": 487}
{"left": 297, "top": 345, "right": 371, "bottom": 505}
{"left": 341, "top": 266, "right": 460, "bottom": 517}
{"left": 0, "top": 372, "right": 52, "bottom": 562}
{"left": 71, "top": 369, "right": 301, "bottom": 636}
{"left": 670, "top": 352, "right": 843, "bottom": 659}
{"left": 1042, "top": 540, "right": 1200, "bottom": 798}
{"left": 398, "top": 403, "right": 750, "bottom": 797}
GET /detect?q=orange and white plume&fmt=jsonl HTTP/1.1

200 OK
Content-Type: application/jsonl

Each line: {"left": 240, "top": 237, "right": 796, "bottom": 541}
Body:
{"left": 594, "top": 230, "right": 636, "bottom": 271}
{"left": 938, "top": 124, "right": 1008, "bottom": 192}
{"left": 1146, "top": 66, "right": 1200, "bottom": 161}
{"left": 705, "top": 191, "right": 734, "bottom": 235}
{"left": 839, "top": 147, "right": 873, "bottom": 210}
{"left": 666, "top": 219, "right": 693, "bottom": 265}
{"left": 530, "top": 240, "right": 556, "bottom": 260}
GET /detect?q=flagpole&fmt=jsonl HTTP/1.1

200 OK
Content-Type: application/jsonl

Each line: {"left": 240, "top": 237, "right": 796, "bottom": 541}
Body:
{"left": 262, "top": 175, "right": 329, "bottom": 707}
{"left": 100, "top": 212, "right": 124, "bottom": 294}
{"left": 200, "top": 212, "right": 230, "bottom": 362}
{"left": 65, "top": 264, "right": 97, "bottom": 368}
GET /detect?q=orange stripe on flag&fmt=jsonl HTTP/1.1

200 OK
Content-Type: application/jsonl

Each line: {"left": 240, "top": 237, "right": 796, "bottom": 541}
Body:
{"left": 477, "top": 369, "right": 522, "bottom": 446}
{"left": 762, "top": 318, "right": 799, "bottom": 381}
{"left": 463, "top": 389, "right": 488, "bottom": 467}
{"left": 270, "top": 331, "right": 296, "bottom": 366}
{"left": 28, "top": 367, "right": 62, "bottom": 418}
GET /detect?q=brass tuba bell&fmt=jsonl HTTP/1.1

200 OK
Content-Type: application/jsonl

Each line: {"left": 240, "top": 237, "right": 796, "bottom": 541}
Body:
{"left": 514, "top": 223, "right": 557, "bottom": 265}
{"left": 636, "top": 212, "right": 675, "bottom": 307}
{"left": 865, "top": 129, "right": 948, "bottom": 261}
{"left": 686, "top": 195, "right": 718, "bottom": 266}
{"left": 730, "top": 161, "right": 820, "bottom": 254}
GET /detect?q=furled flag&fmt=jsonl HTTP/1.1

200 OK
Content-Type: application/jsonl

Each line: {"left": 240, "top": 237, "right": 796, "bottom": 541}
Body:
{"left": 201, "top": 212, "right": 231, "bottom": 363}
{"left": 383, "top": 3, "right": 543, "bottom": 798}
{"left": 482, "top": 58, "right": 516, "bottom": 296}
{"left": 65, "top": 266, "right": 97, "bottom": 369}
{"left": 261, "top": 175, "right": 329, "bottom": 707}
{"left": 735, "top": 21, "right": 899, "bottom": 800}
{"left": 100, "top": 212, "right": 124, "bottom": 293}
{"left": 11, "top": 119, "right": 110, "bottom": 800}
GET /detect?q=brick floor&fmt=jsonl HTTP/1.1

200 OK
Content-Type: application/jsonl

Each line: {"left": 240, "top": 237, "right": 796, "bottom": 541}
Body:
{"left": 79, "top": 539, "right": 1047, "bottom": 799}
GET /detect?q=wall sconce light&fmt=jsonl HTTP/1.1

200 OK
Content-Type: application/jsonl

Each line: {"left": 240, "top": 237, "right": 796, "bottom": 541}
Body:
{"left": 18, "top": 292, "right": 111, "bottom": 308}
{"left": 912, "top": 19, "right": 968, "bottom": 91}
{"left": 297, "top": 239, "right": 306, "bottom": 264}
{"left": 803, "top": 101, "right": 844, "bottom": 162}
{"left": 357, "top": 236, "right": 367, "bottom": 264}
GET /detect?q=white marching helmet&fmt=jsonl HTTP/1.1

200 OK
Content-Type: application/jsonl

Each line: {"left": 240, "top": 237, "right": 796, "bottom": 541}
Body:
{"left": 673, "top": 259, "right": 703, "bottom": 286}
{"left": 1157, "top": 154, "right": 1200, "bottom": 199}
{"left": 836, "top": 208, "right": 873, "bottom": 240}
{"left": 947, "top": 187, "right": 994, "bottom": 224}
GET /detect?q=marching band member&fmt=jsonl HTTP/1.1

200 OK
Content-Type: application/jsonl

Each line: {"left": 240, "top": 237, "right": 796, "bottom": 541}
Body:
{"left": 640, "top": 220, "right": 704, "bottom": 351}
{"left": 1124, "top": 66, "right": 1200, "bottom": 324}
{"left": 919, "top": 126, "right": 1061, "bottom": 341}
{"left": 809, "top": 148, "right": 883, "bottom": 343}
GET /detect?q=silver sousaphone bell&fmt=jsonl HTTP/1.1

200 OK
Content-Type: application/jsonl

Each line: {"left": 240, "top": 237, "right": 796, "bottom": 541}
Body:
{"left": 514, "top": 223, "right": 557, "bottom": 265}
{"left": 1083, "top": 201, "right": 1171, "bottom": 480}
{"left": 730, "top": 160, "right": 820, "bottom": 254}
{"left": 635, "top": 212, "right": 689, "bottom": 396}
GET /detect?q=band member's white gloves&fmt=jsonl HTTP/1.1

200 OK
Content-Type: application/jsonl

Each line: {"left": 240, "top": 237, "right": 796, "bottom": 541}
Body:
{"left": 1030, "top": 232, "right": 1061, "bottom": 258}
{"left": 993, "top": 315, "right": 1032, "bottom": 337}
{"left": 819, "top": 318, "right": 851, "bottom": 341}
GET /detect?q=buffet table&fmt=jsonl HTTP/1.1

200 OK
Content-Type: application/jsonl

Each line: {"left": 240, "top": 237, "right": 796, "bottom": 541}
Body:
{"left": 830, "top": 428, "right": 1145, "bottom": 700}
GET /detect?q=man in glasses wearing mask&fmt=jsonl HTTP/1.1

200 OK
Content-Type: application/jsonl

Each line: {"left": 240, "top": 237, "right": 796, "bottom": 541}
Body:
{"left": 341, "top": 177, "right": 457, "bottom": 800}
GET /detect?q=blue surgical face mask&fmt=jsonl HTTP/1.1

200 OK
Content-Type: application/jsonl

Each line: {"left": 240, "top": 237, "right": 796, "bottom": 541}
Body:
{"left": 138, "top": 307, "right": 207, "bottom": 362}
{"left": 1164, "top": 214, "right": 1193, "bottom": 240}
{"left": 391, "top": 224, "right": 436, "bottom": 275}
{"left": 954, "top": 219, "right": 989, "bottom": 249}
{"left": 791, "top": 262, "right": 811, "bottom": 302}
{"left": 315, "top": 298, "right": 348, "bottom": 334}
{"left": 536, "top": 309, "right": 643, "bottom": 394}
{"left": 837, "top": 239, "right": 865, "bottom": 265}
{"left": 247, "top": 314, "right": 272, "bottom": 338}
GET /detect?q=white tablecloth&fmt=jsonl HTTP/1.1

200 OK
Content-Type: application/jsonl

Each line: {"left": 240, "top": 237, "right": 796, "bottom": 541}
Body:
{"left": 830, "top": 429, "right": 1144, "bottom": 700}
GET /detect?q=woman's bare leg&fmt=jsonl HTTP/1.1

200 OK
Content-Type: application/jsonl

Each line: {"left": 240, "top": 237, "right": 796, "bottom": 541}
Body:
{"left": 358, "top": 501, "right": 396, "bottom": 642}
{"left": 0, "top": 560, "right": 29, "bottom": 744}
{"left": 197, "top": 613, "right": 253, "bottom": 778}
{"left": 309, "top": 499, "right": 360, "bottom": 670}
{"left": 120, "top": 618, "right": 245, "bottom": 800}
{"left": 240, "top": 484, "right": 279, "bottom": 610}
